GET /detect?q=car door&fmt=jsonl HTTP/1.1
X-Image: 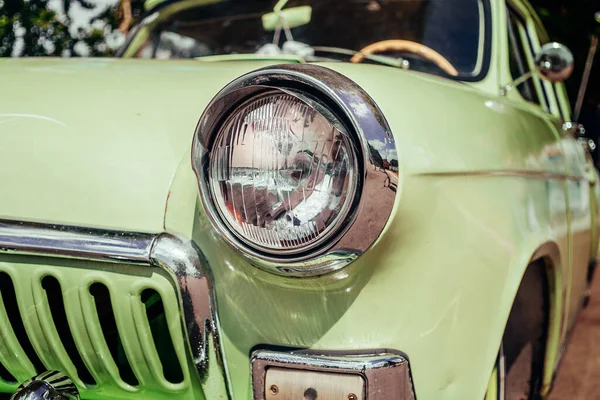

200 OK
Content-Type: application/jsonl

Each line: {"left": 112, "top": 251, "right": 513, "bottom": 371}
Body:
{"left": 507, "top": 1, "right": 595, "bottom": 336}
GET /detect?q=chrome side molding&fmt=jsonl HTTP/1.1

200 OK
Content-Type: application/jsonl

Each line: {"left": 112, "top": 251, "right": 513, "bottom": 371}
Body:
{"left": 251, "top": 349, "right": 416, "bottom": 400}
{"left": 0, "top": 219, "right": 154, "bottom": 264}
{"left": 0, "top": 218, "right": 230, "bottom": 399}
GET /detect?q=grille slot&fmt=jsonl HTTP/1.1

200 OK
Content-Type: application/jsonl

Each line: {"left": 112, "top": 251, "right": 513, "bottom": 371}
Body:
{"left": 42, "top": 276, "right": 96, "bottom": 386}
{"left": 89, "top": 282, "right": 139, "bottom": 387}
{"left": 141, "top": 289, "right": 184, "bottom": 384}
{"left": 0, "top": 272, "right": 46, "bottom": 374}
{"left": 0, "top": 363, "right": 15, "bottom": 384}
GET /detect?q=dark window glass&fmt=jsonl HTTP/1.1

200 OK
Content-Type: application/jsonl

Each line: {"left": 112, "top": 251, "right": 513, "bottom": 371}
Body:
{"left": 132, "top": 0, "right": 487, "bottom": 78}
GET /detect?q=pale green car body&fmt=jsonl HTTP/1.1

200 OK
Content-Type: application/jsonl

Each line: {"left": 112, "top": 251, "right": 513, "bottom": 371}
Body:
{"left": 0, "top": 0, "right": 598, "bottom": 399}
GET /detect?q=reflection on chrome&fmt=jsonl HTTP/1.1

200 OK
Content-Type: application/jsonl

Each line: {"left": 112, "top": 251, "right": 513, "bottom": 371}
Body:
{"left": 209, "top": 92, "right": 357, "bottom": 254}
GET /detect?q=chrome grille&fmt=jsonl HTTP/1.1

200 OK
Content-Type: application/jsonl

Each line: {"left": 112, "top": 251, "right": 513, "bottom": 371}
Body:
{"left": 0, "top": 257, "right": 200, "bottom": 399}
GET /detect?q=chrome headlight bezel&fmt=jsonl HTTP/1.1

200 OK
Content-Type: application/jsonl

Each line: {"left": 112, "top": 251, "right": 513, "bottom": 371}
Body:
{"left": 192, "top": 64, "right": 397, "bottom": 276}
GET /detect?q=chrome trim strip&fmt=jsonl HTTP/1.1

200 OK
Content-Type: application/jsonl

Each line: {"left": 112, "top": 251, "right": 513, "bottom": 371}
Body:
{"left": 416, "top": 169, "right": 586, "bottom": 181}
{"left": 251, "top": 349, "right": 415, "bottom": 400}
{"left": 192, "top": 64, "right": 398, "bottom": 276}
{"left": 0, "top": 219, "right": 230, "bottom": 400}
{"left": 0, "top": 219, "right": 155, "bottom": 264}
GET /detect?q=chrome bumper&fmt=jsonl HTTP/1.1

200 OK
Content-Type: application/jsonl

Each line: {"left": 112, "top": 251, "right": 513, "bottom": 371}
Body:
{"left": 0, "top": 219, "right": 416, "bottom": 399}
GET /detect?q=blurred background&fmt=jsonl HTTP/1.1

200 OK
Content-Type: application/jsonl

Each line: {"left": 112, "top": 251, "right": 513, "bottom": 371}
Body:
{"left": 531, "top": 0, "right": 599, "bottom": 140}
{"left": 0, "top": 0, "right": 144, "bottom": 57}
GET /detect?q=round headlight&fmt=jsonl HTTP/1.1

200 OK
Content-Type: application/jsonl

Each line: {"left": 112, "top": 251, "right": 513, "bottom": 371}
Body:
{"left": 193, "top": 64, "right": 398, "bottom": 276}
{"left": 208, "top": 90, "right": 358, "bottom": 255}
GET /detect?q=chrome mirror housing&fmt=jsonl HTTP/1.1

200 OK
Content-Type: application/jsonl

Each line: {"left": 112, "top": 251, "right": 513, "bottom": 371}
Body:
{"left": 536, "top": 42, "right": 574, "bottom": 83}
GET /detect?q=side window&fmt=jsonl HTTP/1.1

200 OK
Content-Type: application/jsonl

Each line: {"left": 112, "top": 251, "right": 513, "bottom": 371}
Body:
{"left": 506, "top": 8, "right": 539, "bottom": 104}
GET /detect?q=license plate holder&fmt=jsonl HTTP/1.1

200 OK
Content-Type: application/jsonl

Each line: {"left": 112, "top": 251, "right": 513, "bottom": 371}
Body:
{"left": 265, "top": 367, "right": 365, "bottom": 399}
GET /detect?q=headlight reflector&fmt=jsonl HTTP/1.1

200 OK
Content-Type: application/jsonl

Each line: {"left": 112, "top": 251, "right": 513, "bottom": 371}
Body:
{"left": 209, "top": 91, "right": 358, "bottom": 255}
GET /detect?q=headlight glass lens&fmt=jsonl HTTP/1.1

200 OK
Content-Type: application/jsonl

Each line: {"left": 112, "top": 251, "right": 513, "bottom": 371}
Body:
{"left": 209, "top": 91, "right": 358, "bottom": 255}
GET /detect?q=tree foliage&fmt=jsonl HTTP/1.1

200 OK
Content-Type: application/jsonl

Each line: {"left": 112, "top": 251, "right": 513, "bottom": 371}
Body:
{"left": 0, "top": 0, "right": 144, "bottom": 57}
{"left": 1, "top": 0, "right": 68, "bottom": 56}
{"left": 368, "top": 144, "right": 384, "bottom": 169}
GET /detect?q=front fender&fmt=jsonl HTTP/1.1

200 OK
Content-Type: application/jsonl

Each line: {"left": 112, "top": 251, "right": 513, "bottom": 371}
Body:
{"left": 165, "top": 156, "right": 569, "bottom": 399}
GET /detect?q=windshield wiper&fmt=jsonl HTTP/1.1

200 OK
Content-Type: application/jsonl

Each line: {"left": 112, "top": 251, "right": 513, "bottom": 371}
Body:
{"left": 310, "top": 46, "right": 410, "bottom": 69}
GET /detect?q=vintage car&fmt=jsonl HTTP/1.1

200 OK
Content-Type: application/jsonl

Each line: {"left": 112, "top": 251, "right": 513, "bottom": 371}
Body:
{"left": 0, "top": 0, "right": 598, "bottom": 399}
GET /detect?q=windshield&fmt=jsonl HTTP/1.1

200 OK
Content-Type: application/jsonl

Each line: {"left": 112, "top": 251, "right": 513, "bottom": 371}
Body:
{"left": 126, "top": 0, "right": 489, "bottom": 79}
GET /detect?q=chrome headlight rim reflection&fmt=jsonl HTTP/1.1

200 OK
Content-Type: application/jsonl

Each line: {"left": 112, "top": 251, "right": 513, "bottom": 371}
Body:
{"left": 192, "top": 64, "right": 397, "bottom": 276}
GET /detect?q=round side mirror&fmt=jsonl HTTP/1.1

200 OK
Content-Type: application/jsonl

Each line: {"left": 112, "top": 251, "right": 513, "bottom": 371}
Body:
{"left": 535, "top": 42, "right": 574, "bottom": 83}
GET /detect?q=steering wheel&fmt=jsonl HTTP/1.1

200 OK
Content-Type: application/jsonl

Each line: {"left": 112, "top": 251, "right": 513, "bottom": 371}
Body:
{"left": 350, "top": 39, "right": 459, "bottom": 77}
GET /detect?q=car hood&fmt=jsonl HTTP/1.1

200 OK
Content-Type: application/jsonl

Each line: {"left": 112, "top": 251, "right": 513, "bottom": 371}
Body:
{"left": 0, "top": 58, "right": 490, "bottom": 232}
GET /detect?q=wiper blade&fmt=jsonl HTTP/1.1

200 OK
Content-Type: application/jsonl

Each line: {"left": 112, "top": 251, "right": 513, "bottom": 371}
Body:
{"left": 311, "top": 46, "right": 410, "bottom": 69}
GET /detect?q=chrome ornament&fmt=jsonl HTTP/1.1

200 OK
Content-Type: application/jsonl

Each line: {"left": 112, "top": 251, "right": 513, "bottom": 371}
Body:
{"left": 193, "top": 64, "right": 399, "bottom": 276}
{"left": 10, "top": 371, "right": 79, "bottom": 400}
